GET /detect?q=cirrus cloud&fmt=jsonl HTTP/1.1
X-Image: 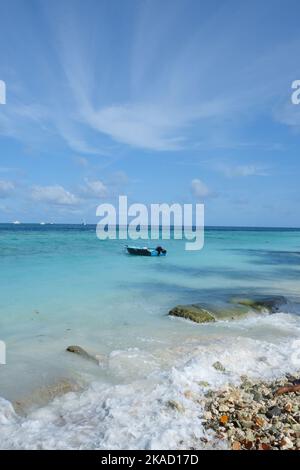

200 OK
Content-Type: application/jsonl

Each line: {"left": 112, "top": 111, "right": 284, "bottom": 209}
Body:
{"left": 31, "top": 185, "right": 80, "bottom": 206}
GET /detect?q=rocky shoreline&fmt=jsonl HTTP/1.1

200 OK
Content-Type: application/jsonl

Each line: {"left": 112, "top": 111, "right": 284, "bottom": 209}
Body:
{"left": 168, "top": 295, "right": 287, "bottom": 323}
{"left": 201, "top": 372, "right": 300, "bottom": 450}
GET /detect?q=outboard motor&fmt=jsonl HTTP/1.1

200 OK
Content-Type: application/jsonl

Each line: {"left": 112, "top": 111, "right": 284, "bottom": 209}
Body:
{"left": 155, "top": 246, "right": 167, "bottom": 255}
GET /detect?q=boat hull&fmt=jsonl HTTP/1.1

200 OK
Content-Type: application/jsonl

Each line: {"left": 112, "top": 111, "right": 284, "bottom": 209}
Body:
{"left": 126, "top": 246, "right": 167, "bottom": 257}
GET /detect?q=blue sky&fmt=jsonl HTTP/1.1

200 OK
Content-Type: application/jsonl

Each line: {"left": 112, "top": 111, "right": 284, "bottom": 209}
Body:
{"left": 0, "top": 0, "right": 300, "bottom": 225}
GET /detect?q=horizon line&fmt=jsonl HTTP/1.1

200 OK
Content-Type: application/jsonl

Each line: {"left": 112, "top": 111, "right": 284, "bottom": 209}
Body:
{"left": 1, "top": 223, "right": 300, "bottom": 230}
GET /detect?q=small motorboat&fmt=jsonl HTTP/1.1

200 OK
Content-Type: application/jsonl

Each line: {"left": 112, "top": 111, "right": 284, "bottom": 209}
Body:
{"left": 126, "top": 245, "right": 167, "bottom": 257}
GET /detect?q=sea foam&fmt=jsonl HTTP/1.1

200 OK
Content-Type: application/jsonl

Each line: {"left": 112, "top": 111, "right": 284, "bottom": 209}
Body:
{"left": 0, "top": 312, "right": 299, "bottom": 450}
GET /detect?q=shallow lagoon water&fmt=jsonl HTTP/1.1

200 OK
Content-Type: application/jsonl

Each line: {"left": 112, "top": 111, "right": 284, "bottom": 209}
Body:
{"left": 0, "top": 225, "right": 300, "bottom": 449}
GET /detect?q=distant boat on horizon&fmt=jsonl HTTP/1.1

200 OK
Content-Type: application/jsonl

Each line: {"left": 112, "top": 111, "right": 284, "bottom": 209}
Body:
{"left": 40, "top": 222, "right": 46, "bottom": 225}
{"left": 13, "top": 220, "right": 21, "bottom": 225}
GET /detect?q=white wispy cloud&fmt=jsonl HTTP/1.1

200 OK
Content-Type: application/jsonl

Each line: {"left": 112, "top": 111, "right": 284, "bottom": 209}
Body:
{"left": 110, "top": 171, "right": 129, "bottom": 186}
{"left": 31, "top": 185, "right": 80, "bottom": 205}
{"left": 56, "top": 121, "right": 103, "bottom": 155}
{"left": 78, "top": 99, "right": 232, "bottom": 151}
{"left": 0, "top": 180, "right": 15, "bottom": 198}
{"left": 2, "top": 1, "right": 300, "bottom": 154}
{"left": 81, "top": 104, "right": 184, "bottom": 151}
{"left": 0, "top": 167, "right": 20, "bottom": 173}
{"left": 73, "top": 156, "right": 89, "bottom": 167}
{"left": 0, "top": 102, "right": 50, "bottom": 140}
{"left": 274, "top": 101, "right": 300, "bottom": 131}
{"left": 217, "top": 164, "right": 269, "bottom": 178}
{"left": 191, "top": 178, "right": 214, "bottom": 199}
{"left": 81, "top": 178, "right": 108, "bottom": 198}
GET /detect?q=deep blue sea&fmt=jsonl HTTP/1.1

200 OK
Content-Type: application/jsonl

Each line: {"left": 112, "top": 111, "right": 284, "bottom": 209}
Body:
{"left": 0, "top": 224, "right": 300, "bottom": 449}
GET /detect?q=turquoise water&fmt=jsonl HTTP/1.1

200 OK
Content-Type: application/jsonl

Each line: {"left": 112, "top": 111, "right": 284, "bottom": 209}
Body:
{"left": 0, "top": 225, "right": 300, "bottom": 449}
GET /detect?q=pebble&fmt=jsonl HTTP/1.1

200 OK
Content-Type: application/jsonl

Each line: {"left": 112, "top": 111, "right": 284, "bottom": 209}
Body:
{"left": 232, "top": 441, "right": 241, "bottom": 450}
{"left": 253, "top": 392, "right": 263, "bottom": 401}
{"left": 245, "top": 430, "right": 255, "bottom": 441}
{"left": 266, "top": 406, "right": 282, "bottom": 419}
{"left": 280, "top": 436, "right": 294, "bottom": 449}
{"left": 219, "top": 404, "right": 229, "bottom": 412}
{"left": 203, "top": 411, "right": 212, "bottom": 420}
{"left": 202, "top": 371, "right": 300, "bottom": 450}
{"left": 284, "top": 402, "right": 293, "bottom": 413}
{"left": 240, "top": 420, "right": 253, "bottom": 429}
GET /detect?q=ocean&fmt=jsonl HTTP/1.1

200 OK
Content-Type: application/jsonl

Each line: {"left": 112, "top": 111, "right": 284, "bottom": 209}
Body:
{"left": 0, "top": 224, "right": 300, "bottom": 449}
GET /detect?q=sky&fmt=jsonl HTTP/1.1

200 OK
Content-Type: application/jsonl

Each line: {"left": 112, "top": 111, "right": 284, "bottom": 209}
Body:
{"left": 0, "top": 0, "right": 300, "bottom": 226}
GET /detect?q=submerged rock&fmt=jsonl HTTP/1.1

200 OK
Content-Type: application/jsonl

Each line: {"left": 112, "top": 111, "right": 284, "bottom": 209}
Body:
{"left": 167, "top": 400, "right": 185, "bottom": 413}
{"left": 230, "top": 295, "right": 287, "bottom": 313}
{"left": 13, "top": 378, "right": 80, "bottom": 415}
{"left": 66, "top": 345, "right": 102, "bottom": 365}
{"left": 168, "top": 302, "right": 255, "bottom": 323}
{"left": 168, "top": 295, "right": 287, "bottom": 325}
{"left": 198, "top": 381, "right": 210, "bottom": 387}
{"left": 168, "top": 305, "right": 216, "bottom": 323}
{"left": 213, "top": 361, "right": 226, "bottom": 372}
{"left": 0, "top": 398, "right": 17, "bottom": 423}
